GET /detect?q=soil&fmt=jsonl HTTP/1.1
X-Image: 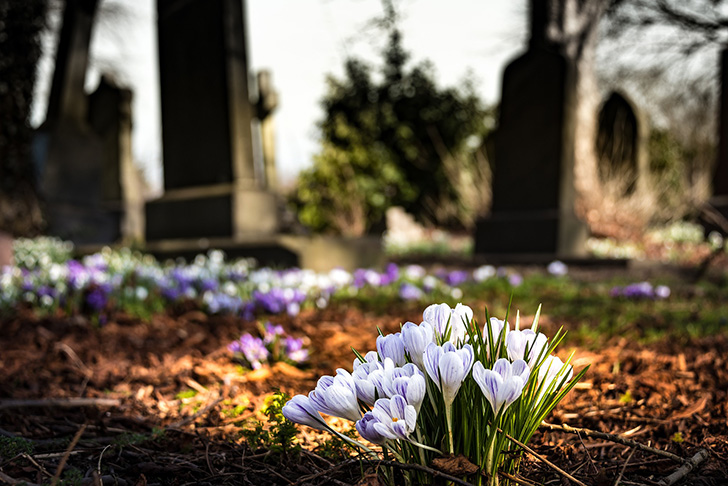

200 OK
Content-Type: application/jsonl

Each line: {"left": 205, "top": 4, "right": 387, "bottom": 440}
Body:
{"left": 0, "top": 296, "right": 727, "bottom": 485}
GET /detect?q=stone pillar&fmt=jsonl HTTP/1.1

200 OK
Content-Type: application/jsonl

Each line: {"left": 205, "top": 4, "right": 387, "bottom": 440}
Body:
{"left": 257, "top": 70, "right": 279, "bottom": 193}
{"left": 474, "top": 0, "right": 589, "bottom": 259}
{"left": 146, "top": 0, "right": 278, "bottom": 242}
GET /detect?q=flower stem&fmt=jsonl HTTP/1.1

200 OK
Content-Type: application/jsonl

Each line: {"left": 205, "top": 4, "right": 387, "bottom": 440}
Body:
{"left": 445, "top": 404, "right": 454, "bottom": 455}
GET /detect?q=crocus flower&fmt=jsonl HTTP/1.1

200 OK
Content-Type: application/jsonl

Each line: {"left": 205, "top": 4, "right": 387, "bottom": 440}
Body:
{"left": 401, "top": 320, "right": 434, "bottom": 370}
{"left": 484, "top": 317, "right": 509, "bottom": 356}
{"left": 423, "top": 342, "right": 474, "bottom": 407}
{"left": 536, "top": 355, "right": 573, "bottom": 401}
{"left": 228, "top": 334, "right": 270, "bottom": 369}
{"left": 383, "top": 365, "right": 426, "bottom": 413}
{"left": 309, "top": 369, "right": 361, "bottom": 422}
{"left": 376, "top": 333, "right": 406, "bottom": 366}
{"left": 282, "top": 394, "right": 328, "bottom": 430}
{"left": 547, "top": 260, "right": 568, "bottom": 276}
{"left": 472, "top": 358, "right": 530, "bottom": 416}
{"left": 356, "top": 412, "right": 387, "bottom": 444}
{"left": 352, "top": 360, "right": 384, "bottom": 406}
{"left": 399, "top": 283, "right": 424, "bottom": 301}
{"left": 423, "top": 303, "right": 473, "bottom": 345}
{"left": 369, "top": 395, "right": 417, "bottom": 441}
{"left": 506, "top": 329, "right": 548, "bottom": 367}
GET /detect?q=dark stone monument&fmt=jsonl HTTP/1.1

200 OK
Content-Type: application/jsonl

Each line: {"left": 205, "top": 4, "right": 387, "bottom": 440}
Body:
{"left": 707, "top": 47, "right": 728, "bottom": 233}
{"left": 37, "top": 0, "right": 139, "bottom": 246}
{"left": 37, "top": 0, "right": 105, "bottom": 244}
{"left": 596, "top": 92, "right": 647, "bottom": 195}
{"left": 474, "top": 0, "right": 588, "bottom": 258}
{"left": 145, "top": 0, "right": 278, "bottom": 242}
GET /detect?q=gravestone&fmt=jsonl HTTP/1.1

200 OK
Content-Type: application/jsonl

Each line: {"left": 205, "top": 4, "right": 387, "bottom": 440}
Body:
{"left": 87, "top": 76, "right": 145, "bottom": 244}
{"left": 37, "top": 0, "right": 129, "bottom": 245}
{"left": 596, "top": 92, "right": 648, "bottom": 196}
{"left": 145, "top": 0, "right": 278, "bottom": 242}
{"left": 712, "top": 48, "right": 728, "bottom": 225}
{"left": 474, "top": 0, "right": 588, "bottom": 258}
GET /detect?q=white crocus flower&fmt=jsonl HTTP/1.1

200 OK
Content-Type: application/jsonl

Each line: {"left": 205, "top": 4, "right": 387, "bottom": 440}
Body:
{"left": 376, "top": 332, "right": 406, "bottom": 366}
{"left": 472, "top": 358, "right": 530, "bottom": 416}
{"left": 423, "top": 303, "right": 473, "bottom": 345}
{"left": 308, "top": 369, "right": 361, "bottom": 422}
{"left": 423, "top": 342, "right": 474, "bottom": 407}
{"left": 506, "top": 329, "right": 548, "bottom": 367}
{"left": 401, "top": 320, "right": 435, "bottom": 370}
{"left": 282, "top": 394, "right": 328, "bottom": 430}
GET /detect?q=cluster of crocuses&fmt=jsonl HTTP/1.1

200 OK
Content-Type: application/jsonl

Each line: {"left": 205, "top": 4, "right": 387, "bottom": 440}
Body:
{"left": 228, "top": 321, "right": 309, "bottom": 370}
{"left": 610, "top": 282, "right": 670, "bottom": 300}
{"left": 282, "top": 302, "right": 585, "bottom": 485}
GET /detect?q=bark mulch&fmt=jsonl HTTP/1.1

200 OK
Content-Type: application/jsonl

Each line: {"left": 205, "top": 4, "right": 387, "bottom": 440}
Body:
{"left": 0, "top": 303, "right": 726, "bottom": 485}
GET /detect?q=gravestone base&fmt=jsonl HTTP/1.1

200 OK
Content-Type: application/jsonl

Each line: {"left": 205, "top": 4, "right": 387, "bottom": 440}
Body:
{"left": 474, "top": 209, "right": 588, "bottom": 258}
{"left": 145, "top": 185, "right": 279, "bottom": 241}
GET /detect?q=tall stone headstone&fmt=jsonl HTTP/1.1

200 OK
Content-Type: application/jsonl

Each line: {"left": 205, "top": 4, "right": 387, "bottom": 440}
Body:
{"left": 38, "top": 0, "right": 121, "bottom": 245}
{"left": 146, "top": 0, "right": 278, "bottom": 241}
{"left": 474, "top": 0, "right": 588, "bottom": 257}
{"left": 596, "top": 91, "right": 648, "bottom": 196}
{"left": 709, "top": 47, "right": 728, "bottom": 231}
{"left": 87, "top": 76, "right": 145, "bottom": 244}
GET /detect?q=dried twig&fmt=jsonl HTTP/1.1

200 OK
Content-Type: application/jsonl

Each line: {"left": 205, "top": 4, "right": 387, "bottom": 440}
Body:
{"left": 51, "top": 424, "right": 87, "bottom": 486}
{"left": 499, "top": 470, "right": 538, "bottom": 486}
{"left": 292, "top": 458, "right": 476, "bottom": 486}
{"left": 501, "top": 431, "right": 589, "bottom": 486}
{"left": 613, "top": 447, "right": 636, "bottom": 486}
{"left": 656, "top": 449, "right": 710, "bottom": 486}
{"left": 0, "top": 398, "right": 120, "bottom": 409}
{"left": 542, "top": 422, "right": 685, "bottom": 463}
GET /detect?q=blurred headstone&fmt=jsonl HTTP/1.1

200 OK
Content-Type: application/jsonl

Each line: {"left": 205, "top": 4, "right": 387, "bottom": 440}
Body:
{"left": 87, "top": 76, "right": 145, "bottom": 244}
{"left": 146, "top": 0, "right": 279, "bottom": 241}
{"left": 474, "top": 0, "right": 588, "bottom": 258}
{"left": 37, "top": 0, "right": 136, "bottom": 245}
{"left": 596, "top": 92, "right": 648, "bottom": 196}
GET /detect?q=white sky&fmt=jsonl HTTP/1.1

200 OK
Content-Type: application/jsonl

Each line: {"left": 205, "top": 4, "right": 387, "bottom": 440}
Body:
{"left": 31, "top": 0, "right": 527, "bottom": 192}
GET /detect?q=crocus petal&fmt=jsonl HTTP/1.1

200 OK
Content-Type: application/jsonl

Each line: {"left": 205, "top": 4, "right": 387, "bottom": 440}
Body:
{"left": 282, "top": 395, "right": 327, "bottom": 430}
{"left": 439, "top": 352, "right": 466, "bottom": 406}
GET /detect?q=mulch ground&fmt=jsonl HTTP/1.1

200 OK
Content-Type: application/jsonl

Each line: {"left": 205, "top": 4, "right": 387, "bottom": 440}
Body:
{"left": 0, "top": 297, "right": 727, "bottom": 485}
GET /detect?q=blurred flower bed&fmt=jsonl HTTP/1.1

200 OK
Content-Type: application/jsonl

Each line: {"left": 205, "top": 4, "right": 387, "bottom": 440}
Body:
{"left": 2, "top": 239, "right": 528, "bottom": 325}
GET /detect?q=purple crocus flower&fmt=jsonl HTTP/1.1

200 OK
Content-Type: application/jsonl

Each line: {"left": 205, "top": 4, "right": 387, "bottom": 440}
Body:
{"left": 445, "top": 270, "right": 469, "bottom": 287}
{"left": 228, "top": 334, "right": 269, "bottom": 369}
{"left": 399, "top": 283, "right": 424, "bottom": 301}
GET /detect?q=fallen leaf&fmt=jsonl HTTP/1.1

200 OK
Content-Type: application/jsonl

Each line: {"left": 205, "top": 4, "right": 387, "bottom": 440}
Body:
{"left": 431, "top": 454, "right": 479, "bottom": 476}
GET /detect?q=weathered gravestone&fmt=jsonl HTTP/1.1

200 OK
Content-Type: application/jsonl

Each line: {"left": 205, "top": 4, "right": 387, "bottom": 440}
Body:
{"left": 145, "top": 0, "right": 279, "bottom": 242}
{"left": 37, "top": 0, "right": 141, "bottom": 245}
{"left": 596, "top": 91, "right": 648, "bottom": 196}
{"left": 474, "top": 0, "right": 588, "bottom": 258}
{"left": 706, "top": 47, "right": 728, "bottom": 233}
